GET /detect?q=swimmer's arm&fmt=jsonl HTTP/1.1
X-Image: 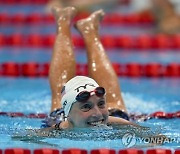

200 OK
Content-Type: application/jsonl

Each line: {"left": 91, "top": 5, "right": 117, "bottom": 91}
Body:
{"left": 108, "top": 116, "right": 139, "bottom": 127}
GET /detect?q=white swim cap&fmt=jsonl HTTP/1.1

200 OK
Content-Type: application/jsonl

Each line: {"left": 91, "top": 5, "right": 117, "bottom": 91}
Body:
{"left": 61, "top": 76, "right": 99, "bottom": 117}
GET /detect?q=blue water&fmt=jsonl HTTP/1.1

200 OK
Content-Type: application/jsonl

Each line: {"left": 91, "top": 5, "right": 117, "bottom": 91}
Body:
{"left": 0, "top": 77, "right": 179, "bottom": 150}
{"left": 0, "top": 77, "right": 180, "bottom": 114}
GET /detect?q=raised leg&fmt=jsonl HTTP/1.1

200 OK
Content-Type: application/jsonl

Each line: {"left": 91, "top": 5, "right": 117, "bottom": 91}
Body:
{"left": 49, "top": 6, "right": 77, "bottom": 112}
{"left": 75, "top": 10, "right": 127, "bottom": 112}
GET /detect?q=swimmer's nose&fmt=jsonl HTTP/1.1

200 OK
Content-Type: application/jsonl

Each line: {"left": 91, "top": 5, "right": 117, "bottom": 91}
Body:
{"left": 91, "top": 106, "right": 103, "bottom": 117}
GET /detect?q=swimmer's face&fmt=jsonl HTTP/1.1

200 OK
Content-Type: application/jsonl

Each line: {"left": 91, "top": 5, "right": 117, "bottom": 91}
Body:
{"left": 68, "top": 95, "right": 109, "bottom": 128}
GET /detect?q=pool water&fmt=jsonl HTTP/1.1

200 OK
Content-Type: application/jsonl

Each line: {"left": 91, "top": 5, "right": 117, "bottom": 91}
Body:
{"left": 0, "top": 77, "right": 179, "bottom": 150}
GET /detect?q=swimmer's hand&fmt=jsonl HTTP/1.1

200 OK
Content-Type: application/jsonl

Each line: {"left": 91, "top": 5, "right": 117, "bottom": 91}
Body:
{"left": 53, "top": 120, "right": 72, "bottom": 130}
{"left": 41, "top": 108, "right": 64, "bottom": 128}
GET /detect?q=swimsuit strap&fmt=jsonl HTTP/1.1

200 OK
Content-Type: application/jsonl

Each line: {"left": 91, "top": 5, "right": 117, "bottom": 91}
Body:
{"left": 108, "top": 109, "right": 152, "bottom": 122}
{"left": 108, "top": 108, "right": 129, "bottom": 121}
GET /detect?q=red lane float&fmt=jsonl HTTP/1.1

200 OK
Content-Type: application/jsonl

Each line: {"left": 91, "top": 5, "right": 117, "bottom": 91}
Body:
{"left": 151, "top": 35, "right": 170, "bottom": 49}
{"left": 1, "top": 34, "right": 180, "bottom": 49}
{"left": 101, "top": 35, "right": 117, "bottom": 48}
{"left": 175, "top": 149, "right": 180, "bottom": 154}
{"left": 34, "top": 149, "right": 59, "bottom": 154}
{"left": 72, "top": 36, "right": 84, "bottom": 47}
{"left": 146, "top": 149, "right": 172, "bottom": 154}
{"left": 124, "top": 14, "right": 141, "bottom": 25}
{"left": 4, "top": 148, "right": 31, "bottom": 154}
{"left": 26, "top": 13, "right": 42, "bottom": 25}
{"left": 150, "top": 111, "right": 180, "bottom": 119}
{"left": 62, "top": 148, "right": 87, "bottom": 154}
{"left": 0, "top": 0, "right": 129, "bottom": 5}
{"left": 0, "top": 33, "right": 6, "bottom": 46}
{"left": 135, "top": 35, "right": 152, "bottom": 49}
{"left": 27, "top": 34, "right": 42, "bottom": 47}
{"left": 173, "top": 35, "right": 180, "bottom": 49}
{"left": 76, "top": 63, "right": 88, "bottom": 76}
{"left": 0, "top": 13, "right": 154, "bottom": 25}
{"left": 7, "top": 33, "right": 24, "bottom": 46}
{"left": 0, "top": 63, "right": 180, "bottom": 78}
{"left": 0, "top": 0, "right": 49, "bottom": 5}
{"left": 116, "top": 35, "right": 134, "bottom": 49}
{"left": 91, "top": 149, "right": 116, "bottom": 154}
{"left": 2, "top": 62, "right": 20, "bottom": 77}
{"left": 0, "top": 13, "right": 9, "bottom": 23}
{"left": 22, "top": 62, "right": 39, "bottom": 77}
{"left": 0, "top": 33, "right": 180, "bottom": 51}
{"left": 1, "top": 149, "right": 180, "bottom": 154}
{"left": 42, "top": 35, "right": 55, "bottom": 47}
{"left": 42, "top": 14, "right": 55, "bottom": 24}
{"left": 0, "top": 112, "right": 48, "bottom": 118}
{"left": 144, "top": 63, "right": 163, "bottom": 77}
{"left": 119, "top": 149, "right": 143, "bottom": 154}
{"left": 0, "top": 111, "right": 180, "bottom": 119}
{"left": 165, "top": 63, "right": 180, "bottom": 77}
{"left": 126, "top": 63, "right": 142, "bottom": 77}
{"left": 11, "top": 13, "right": 25, "bottom": 24}
{"left": 27, "top": 113, "right": 47, "bottom": 119}
{"left": 150, "top": 112, "right": 167, "bottom": 119}
{"left": 8, "top": 112, "right": 25, "bottom": 117}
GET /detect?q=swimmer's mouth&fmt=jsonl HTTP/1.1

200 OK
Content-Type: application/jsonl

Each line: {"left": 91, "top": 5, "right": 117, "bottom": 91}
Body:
{"left": 87, "top": 119, "right": 104, "bottom": 126}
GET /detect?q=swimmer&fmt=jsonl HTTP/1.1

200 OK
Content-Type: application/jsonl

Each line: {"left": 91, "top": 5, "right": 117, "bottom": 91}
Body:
{"left": 11, "top": 7, "right": 166, "bottom": 146}
{"left": 42, "top": 6, "right": 137, "bottom": 129}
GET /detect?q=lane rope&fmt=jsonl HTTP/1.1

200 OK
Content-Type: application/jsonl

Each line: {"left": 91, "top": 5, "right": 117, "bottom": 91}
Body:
{"left": 0, "top": 12, "right": 154, "bottom": 25}
{"left": 0, "top": 0, "right": 49, "bottom": 5}
{"left": 0, "top": 0, "right": 130, "bottom": 5}
{"left": 1, "top": 34, "right": 180, "bottom": 49}
{"left": 2, "top": 148, "right": 179, "bottom": 154}
{"left": 0, "top": 62, "right": 180, "bottom": 78}
{"left": 0, "top": 111, "right": 179, "bottom": 120}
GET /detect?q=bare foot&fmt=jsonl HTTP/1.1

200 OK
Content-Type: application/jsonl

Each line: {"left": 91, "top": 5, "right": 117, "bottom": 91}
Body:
{"left": 51, "top": 6, "right": 77, "bottom": 25}
{"left": 75, "top": 9, "right": 105, "bottom": 34}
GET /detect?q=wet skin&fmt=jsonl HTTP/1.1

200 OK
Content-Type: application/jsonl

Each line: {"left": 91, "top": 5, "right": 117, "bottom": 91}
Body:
{"left": 68, "top": 94, "right": 109, "bottom": 128}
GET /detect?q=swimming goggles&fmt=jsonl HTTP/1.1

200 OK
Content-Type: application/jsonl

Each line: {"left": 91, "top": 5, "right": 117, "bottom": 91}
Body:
{"left": 76, "top": 87, "right": 106, "bottom": 102}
